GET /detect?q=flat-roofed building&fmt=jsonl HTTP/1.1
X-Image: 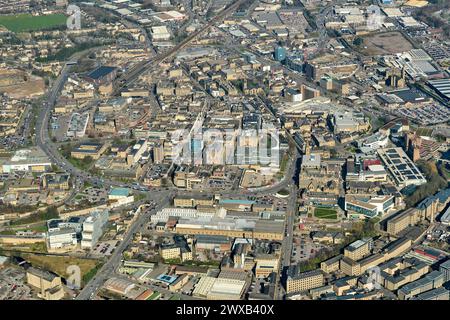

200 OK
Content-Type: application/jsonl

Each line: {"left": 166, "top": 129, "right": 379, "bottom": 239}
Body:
{"left": 160, "top": 245, "right": 181, "bottom": 260}
{"left": 192, "top": 276, "right": 247, "bottom": 300}
{"left": 300, "top": 84, "right": 321, "bottom": 101}
{"left": 387, "top": 208, "right": 421, "bottom": 235}
{"left": 108, "top": 187, "right": 131, "bottom": 200}
{"left": 208, "top": 278, "right": 247, "bottom": 300}
{"left": 151, "top": 26, "right": 171, "bottom": 41}
{"left": 255, "top": 254, "right": 280, "bottom": 278}
{"left": 301, "top": 153, "right": 321, "bottom": 170}
{"left": 332, "top": 111, "right": 368, "bottom": 134}
{"left": 218, "top": 199, "right": 255, "bottom": 211}
{"left": 304, "top": 54, "right": 358, "bottom": 81}
{"left": 412, "top": 287, "right": 449, "bottom": 300}
{"left": 8, "top": 177, "right": 39, "bottom": 192}
{"left": 174, "top": 195, "right": 214, "bottom": 208}
{"left": 175, "top": 216, "right": 284, "bottom": 241}
{"left": 71, "top": 142, "right": 108, "bottom": 160}
{"left": 81, "top": 209, "right": 109, "bottom": 249}
{"left": 194, "top": 235, "right": 231, "bottom": 252}
{"left": 0, "top": 147, "right": 52, "bottom": 173}
{"left": 286, "top": 268, "right": 324, "bottom": 294}
{"left": 398, "top": 271, "right": 444, "bottom": 300}
{"left": 103, "top": 277, "right": 136, "bottom": 296}
{"left": 344, "top": 238, "right": 373, "bottom": 261}
{"left": 174, "top": 265, "right": 209, "bottom": 277}
{"left": 345, "top": 195, "right": 395, "bottom": 219}
{"left": 377, "top": 148, "right": 427, "bottom": 188}
{"left": 151, "top": 207, "right": 221, "bottom": 223}
{"left": 47, "top": 228, "right": 77, "bottom": 250}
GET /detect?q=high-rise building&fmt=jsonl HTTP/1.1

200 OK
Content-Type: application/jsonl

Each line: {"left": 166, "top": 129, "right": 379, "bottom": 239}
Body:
{"left": 81, "top": 209, "right": 109, "bottom": 249}
{"left": 274, "top": 46, "right": 286, "bottom": 62}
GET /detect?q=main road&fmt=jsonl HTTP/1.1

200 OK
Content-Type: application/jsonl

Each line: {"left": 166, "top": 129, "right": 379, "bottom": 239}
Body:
{"left": 75, "top": 196, "right": 174, "bottom": 300}
{"left": 113, "top": 0, "right": 249, "bottom": 94}
{"left": 35, "top": 0, "right": 300, "bottom": 300}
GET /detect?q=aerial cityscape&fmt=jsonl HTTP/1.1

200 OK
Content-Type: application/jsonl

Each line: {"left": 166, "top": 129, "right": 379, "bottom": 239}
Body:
{"left": 0, "top": 0, "right": 450, "bottom": 304}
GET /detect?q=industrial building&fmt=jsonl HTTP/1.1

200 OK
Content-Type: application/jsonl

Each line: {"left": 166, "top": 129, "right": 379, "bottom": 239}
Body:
{"left": 192, "top": 276, "right": 247, "bottom": 300}
{"left": 0, "top": 147, "right": 52, "bottom": 173}
{"left": 377, "top": 148, "right": 427, "bottom": 188}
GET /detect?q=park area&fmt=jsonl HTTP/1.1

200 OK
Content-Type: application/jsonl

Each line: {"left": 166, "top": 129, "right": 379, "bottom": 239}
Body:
{"left": 0, "top": 13, "right": 66, "bottom": 33}
{"left": 314, "top": 207, "right": 338, "bottom": 220}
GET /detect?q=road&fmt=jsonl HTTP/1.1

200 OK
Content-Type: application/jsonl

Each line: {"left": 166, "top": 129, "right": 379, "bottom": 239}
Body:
{"left": 34, "top": 0, "right": 302, "bottom": 300}
{"left": 277, "top": 150, "right": 300, "bottom": 299}
{"left": 75, "top": 196, "right": 173, "bottom": 300}
{"left": 71, "top": 0, "right": 269, "bottom": 300}
{"left": 112, "top": 0, "right": 248, "bottom": 94}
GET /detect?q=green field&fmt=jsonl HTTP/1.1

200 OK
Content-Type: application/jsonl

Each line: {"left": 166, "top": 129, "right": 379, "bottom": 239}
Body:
{"left": 314, "top": 207, "right": 338, "bottom": 220}
{"left": 23, "top": 254, "right": 102, "bottom": 286}
{"left": 0, "top": 14, "right": 66, "bottom": 33}
{"left": 147, "top": 291, "right": 161, "bottom": 300}
{"left": 277, "top": 188, "right": 290, "bottom": 196}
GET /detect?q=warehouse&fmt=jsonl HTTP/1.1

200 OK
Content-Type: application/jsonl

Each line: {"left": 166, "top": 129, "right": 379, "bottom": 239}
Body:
{"left": 377, "top": 148, "right": 427, "bottom": 188}
{"left": 192, "top": 276, "right": 247, "bottom": 300}
{"left": 428, "top": 79, "right": 450, "bottom": 101}
{"left": 0, "top": 147, "right": 51, "bottom": 173}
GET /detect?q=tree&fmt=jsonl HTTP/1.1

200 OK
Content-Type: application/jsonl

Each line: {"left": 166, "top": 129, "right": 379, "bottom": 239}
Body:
{"left": 406, "top": 161, "right": 448, "bottom": 207}
{"left": 353, "top": 37, "right": 364, "bottom": 46}
{"left": 61, "top": 143, "right": 73, "bottom": 158}
{"left": 82, "top": 156, "right": 93, "bottom": 165}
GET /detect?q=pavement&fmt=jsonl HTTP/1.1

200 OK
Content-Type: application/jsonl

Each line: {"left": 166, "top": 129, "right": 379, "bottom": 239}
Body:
{"left": 33, "top": 0, "right": 302, "bottom": 300}
{"left": 75, "top": 196, "right": 173, "bottom": 300}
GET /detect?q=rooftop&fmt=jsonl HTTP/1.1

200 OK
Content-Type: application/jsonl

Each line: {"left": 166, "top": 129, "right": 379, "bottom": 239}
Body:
{"left": 87, "top": 66, "right": 117, "bottom": 81}
{"left": 109, "top": 187, "right": 131, "bottom": 197}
